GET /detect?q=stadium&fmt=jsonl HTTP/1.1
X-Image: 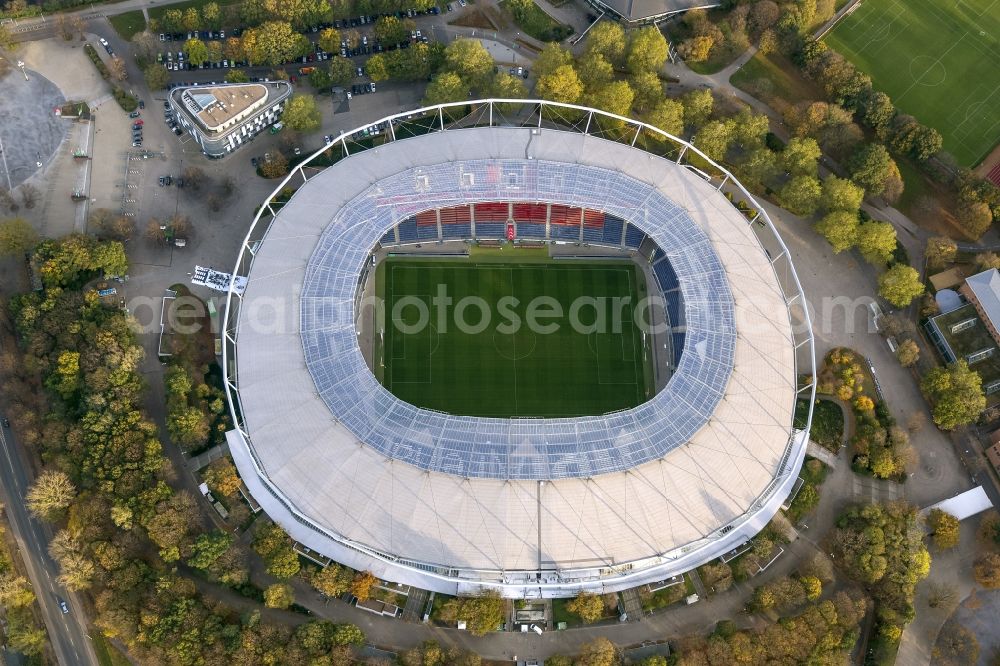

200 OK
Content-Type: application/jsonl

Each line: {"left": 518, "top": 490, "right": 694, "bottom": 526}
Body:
{"left": 222, "top": 100, "right": 815, "bottom": 598}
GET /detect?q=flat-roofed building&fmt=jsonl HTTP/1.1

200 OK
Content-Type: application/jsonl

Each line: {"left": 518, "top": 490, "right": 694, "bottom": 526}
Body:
{"left": 960, "top": 269, "right": 1000, "bottom": 348}
{"left": 168, "top": 81, "right": 292, "bottom": 158}
{"left": 585, "top": 0, "right": 718, "bottom": 24}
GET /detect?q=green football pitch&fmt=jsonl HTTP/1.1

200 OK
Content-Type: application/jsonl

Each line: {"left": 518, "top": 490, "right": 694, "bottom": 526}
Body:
{"left": 824, "top": 0, "right": 1000, "bottom": 167}
{"left": 374, "top": 258, "right": 655, "bottom": 418}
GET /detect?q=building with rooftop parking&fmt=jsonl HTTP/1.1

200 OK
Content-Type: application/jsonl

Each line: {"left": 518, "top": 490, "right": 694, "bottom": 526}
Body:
{"left": 168, "top": 81, "right": 292, "bottom": 158}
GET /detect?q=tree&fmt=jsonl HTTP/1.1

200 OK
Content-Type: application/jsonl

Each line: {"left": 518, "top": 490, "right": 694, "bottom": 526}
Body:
{"left": 144, "top": 63, "right": 170, "bottom": 90}
{"left": 779, "top": 175, "right": 822, "bottom": 216}
{"left": 167, "top": 405, "right": 209, "bottom": 447}
{"left": 925, "top": 236, "right": 957, "bottom": 271}
{"left": 264, "top": 583, "right": 295, "bottom": 609}
{"left": 625, "top": 26, "right": 668, "bottom": 74}
{"left": 423, "top": 71, "right": 467, "bottom": 106}
{"left": 445, "top": 38, "right": 494, "bottom": 88}
{"left": 19, "top": 184, "right": 40, "bottom": 209}
{"left": 933, "top": 622, "right": 980, "bottom": 665}
{"left": 849, "top": 143, "right": 897, "bottom": 197}
{"left": 0, "top": 217, "right": 38, "bottom": 255}
{"left": 926, "top": 509, "right": 960, "bottom": 549}
{"left": 0, "top": 573, "right": 35, "bottom": 608}
{"left": 201, "top": 1, "right": 221, "bottom": 28}
{"left": 187, "top": 530, "right": 234, "bottom": 569}
{"left": 132, "top": 32, "right": 159, "bottom": 61}
{"left": 821, "top": 175, "right": 864, "bottom": 213}
{"left": 576, "top": 51, "right": 614, "bottom": 91}
{"left": 333, "top": 623, "right": 365, "bottom": 646}
{"left": 25, "top": 470, "right": 75, "bottom": 521}
{"left": 226, "top": 69, "right": 250, "bottom": 83}
{"left": 681, "top": 88, "right": 713, "bottom": 129}
{"left": 373, "top": 17, "right": 412, "bottom": 45}
{"left": 973, "top": 552, "right": 1000, "bottom": 587}
{"left": 629, "top": 71, "right": 663, "bottom": 114}
{"left": 456, "top": 592, "right": 504, "bottom": 636}
{"left": 533, "top": 43, "right": 573, "bottom": 78}
{"left": 161, "top": 9, "right": 184, "bottom": 33}
{"left": 243, "top": 21, "right": 310, "bottom": 66}
{"left": 782, "top": 137, "right": 822, "bottom": 177}
{"left": 203, "top": 458, "right": 241, "bottom": 496}
{"left": 856, "top": 220, "right": 897, "bottom": 265}
{"left": 896, "top": 339, "right": 919, "bottom": 367}
{"left": 534, "top": 65, "right": 583, "bottom": 105}
{"left": 583, "top": 20, "right": 625, "bottom": 65}
{"left": 183, "top": 6, "right": 201, "bottom": 31}
{"left": 311, "top": 563, "right": 353, "bottom": 597}
{"left": 735, "top": 147, "right": 778, "bottom": 191}
{"left": 566, "top": 591, "right": 604, "bottom": 623}
{"left": 577, "top": 637, "right": 619, "bottom": 666}
{"left": 693, "top": 120, "right": 731, "bottom": 161}
{"left": 206, "top": 40, "right": 223, "bottom": 63}
{"left": 956, "top": 199, "right": 993, "bottom": 239}
{"left": 317, "top": 26, "right": 341, "bottom": 53}
{"left": 488, "top": 72, "right": 527, "bottom": 110}
{"left": 108, "top": 55, "right": 127, "bottom": 81}
{"left": 728, "top": 109, "right": 769, "bottom": 150}
{"left": 184, "top": 38, "right": 209, "bottom": 66}
{"left": 586, "top": 80, "right": 634, "bottom": 120}
{"left": 260, "top": 151, "right": 289, "bottom": 178}
{"left": 223, "top": 36, "right": 245, "bottom": 62}
{"left": 282, "top": 94, "right": 322, "bottom": 132}
{"left": 351, "top": 570, "right": 377, "bottom": 601}
{"left": 815, "top": 210, "right": 858, "bottom": 253}
{"left": 646, "top": 98, "right": 684, "bottom": 137}
{"left": 679, "top": 35, "right": 713, "bottom": 62}
{"left": 922, "top": 361, "right": 985, "bottom": 430}
{"left": 327, "top": 55, "right": 355, "bottom": 86}
{"left": 878, "top": 263, "right": 925, "bottom": 308}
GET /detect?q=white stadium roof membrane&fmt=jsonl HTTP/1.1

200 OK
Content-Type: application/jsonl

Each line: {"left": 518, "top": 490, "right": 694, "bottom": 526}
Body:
{"left": 224, "top": 101, "right": 813, "bottom": 597}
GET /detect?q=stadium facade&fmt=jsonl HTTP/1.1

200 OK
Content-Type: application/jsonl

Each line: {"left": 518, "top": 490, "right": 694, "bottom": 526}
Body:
{"left": 223, "top": 100, "right": 815, "bottom": 598}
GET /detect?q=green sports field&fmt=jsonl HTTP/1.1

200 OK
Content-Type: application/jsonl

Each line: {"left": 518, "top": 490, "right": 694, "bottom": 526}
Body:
{"left": 824, "top": 0, "right": 1000, "bottom": 166}
{"left": 374, "top": 257, "right": 654, "bottom": 418}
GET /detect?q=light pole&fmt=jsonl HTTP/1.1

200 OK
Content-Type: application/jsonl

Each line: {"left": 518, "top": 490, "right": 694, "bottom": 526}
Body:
{"left": 16, "top": 59, "right": 27, "bottom": 80}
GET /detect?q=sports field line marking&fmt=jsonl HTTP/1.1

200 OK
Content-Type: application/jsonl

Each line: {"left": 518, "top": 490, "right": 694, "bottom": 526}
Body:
{"left": 507, "top": 267, "right": 519, "bottom": 416}
{"left": 894, "top": 33, "right": 967, "bottom": 105}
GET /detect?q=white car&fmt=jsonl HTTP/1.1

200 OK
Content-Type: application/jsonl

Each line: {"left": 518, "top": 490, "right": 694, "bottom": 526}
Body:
{"left": 98, "top": 37, "right": 109, "bottom": 47}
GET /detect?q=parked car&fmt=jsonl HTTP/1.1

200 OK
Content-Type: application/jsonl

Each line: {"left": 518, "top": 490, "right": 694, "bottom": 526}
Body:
{"left": 369, "top": 81, "right": 375, "bottom": 93}
{"left": 139, "top": 100, "right": 145, "bottom": 109}
{"left": 251, "top": 156, "right": 258, "bottom": 168}
{"left": 133, "top": 119, "right": 144, "bottom": 126}
{"left": 129, "top": 111, "right": 140, "bottom": 118}
{"left": 1, "top": 417, "right": 9, "bottom": 428}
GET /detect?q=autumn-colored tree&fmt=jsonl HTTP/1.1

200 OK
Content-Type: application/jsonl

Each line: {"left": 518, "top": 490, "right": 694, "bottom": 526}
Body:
{"left": 566, "top": 590, "right": 604, "bottom": 623}
{"left": 927, "top": 509, "right": 960, "bottom": 549}
{"left": 25, "top": 470, "right": 75, "bottom": 521}
{"left": 351, "top": 570, "right": 377, "bottom": 601}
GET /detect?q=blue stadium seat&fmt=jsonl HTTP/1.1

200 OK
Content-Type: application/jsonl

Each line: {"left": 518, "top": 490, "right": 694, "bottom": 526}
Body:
{"left": 397, "top": 218, "right": 419, "bottom": 243}
{"left": 417, "top": 223, "right": 439, "bottom": 240}
{"left": 441, "top": 223, "right": 472, "bottom": 240}
{"left": 603, "top": 215, "right": 624, "bottom": 245}
{"left": 475, "top": 222, "right": 506, "bottom": 239}
{"left": 516, "top": 221, "right": 546, "bottom": 238}
{"left": 582, "top": 225, "right": 603, "bottom": 242}
{"left": 671, "top": 331, "right": 685, "bottom": 365}
{"left": 380, "top": 229, "right": 396, "bottom": 246}
{"left": 666, "top": 292, "right": 681, "bottom": 326}
{"left": 551, "top": 224, "right": 580, "bottom": 240}
{"left": 653, "top": 258, "right": 679, "bottom": 293}
{"left": 624, "top": 224, "right": 646, "bottom": 249}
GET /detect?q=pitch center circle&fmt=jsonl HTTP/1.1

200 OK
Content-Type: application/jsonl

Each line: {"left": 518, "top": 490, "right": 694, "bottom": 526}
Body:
{"left": 493, "top": 329, "right": 537, "bottom": 360}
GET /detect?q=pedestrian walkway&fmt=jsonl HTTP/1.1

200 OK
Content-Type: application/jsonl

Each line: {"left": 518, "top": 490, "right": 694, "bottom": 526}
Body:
{"left": 401, "top": 587, "right": 430, "bottom": 623}
{"left": 806, "top": 441, "right": 839, "bottom": 468}
{"left": 620, "top": 587, "right": 643, "bottom": 621}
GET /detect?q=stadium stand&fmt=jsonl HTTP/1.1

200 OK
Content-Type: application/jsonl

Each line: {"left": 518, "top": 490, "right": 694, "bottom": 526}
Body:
{"left": 475, "top": 222, "right": 507, "bottom": 239}
{"left": 415, "top": 210, "right": 437, "bottom": 227}
{"left": 441, "top": 223, "right": 472, "bottom": 239}
{"left": 474, "top": 202, "right": 509, "bottom": 221}
{"left": 513, "top": 203, "right": 547, "bottom": 238}
{"left": 417, "top": 223, "right": 439, "bottom": 240}
{"left": 653, "top": 258, "right": 679, "bottom": 293}
{"left": 582, "top": 209, "right": 606, "bottom": 242}
{"left": 624, "top": 223, "right": 646, "bottom": 249}
{"left": 603, "top": 215, "right": 624, "bottom": 246}
{"left": 379, "top": 229, "right": 397, "bottom": 246}
{"left": 397, "top": 217, "right": 419, "bottom": 244}
{"left": 671, "top": 331, "right": 685, "bottom": 366}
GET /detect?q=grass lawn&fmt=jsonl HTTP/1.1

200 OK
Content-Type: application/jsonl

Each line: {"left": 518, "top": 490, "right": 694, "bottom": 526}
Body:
{"left": 730, "top": 51, "right": 822, "bottom": 107}
{"left": 795, "top": 398, "right": 844, "bottom": 452}
{"left": 109, "top": 10, "right": 146, "bottom": 40}
{"left": 375, "top": 257, "right": 653, "bottom": 418}
{"left": 499, "top": 0, "right": 572, "bottom": 42}
{"left": 93, "top": 634, "right": 132, "bottom": 666}
{"left": 824, "top": 0, "right": 1000, "bottom": 166}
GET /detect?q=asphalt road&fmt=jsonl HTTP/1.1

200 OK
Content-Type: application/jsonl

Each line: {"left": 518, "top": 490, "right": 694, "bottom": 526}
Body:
{"left": 0, "top": 419, "right": 98, "bottom": 666}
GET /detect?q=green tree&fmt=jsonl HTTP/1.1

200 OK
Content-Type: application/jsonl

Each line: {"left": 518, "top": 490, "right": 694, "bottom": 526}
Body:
{"left": 161, "top": 8, "right": 184, "bottom": 33}
{"left": 679, "top": 35, "right": 713, "bottom": 62}
{"left": 681, "top": 88, "right": 713, "bottom": 129}
{"left": 566, "top": 591, "right": 604, "bottom": 623}
{"left": 0, "top": 574, "right": 36, "bottom": 609}
{"left": 25, "top": 470, "right": 75, "bottom": 521}
{"left": 896, "top": 339, "right": 919, "bottom": 368}
{"left": 243, "top": 21, "right": 310, "bottom": 66}
{"left": 226, "top": 69, "right": 250, "bottom": 83}
{"left": 445, "top": 38, "right": 494, "bottom": 88}
{"left": 576, "top": 51, "right": 614, "bottom": 91}
{"left": 187, "top": 530, "right": 234, "bottom": 570}
{"left": 629, "top": 71, "right": 663, "bottom": 114}
{"left": 423, "top": 71, "right": 468, "bottom": 106}
{"left": 586, "top": 80, "right": 634, "bottom": 120}
{"left": 327, "top": 55, "right": 355, "bottom": 86}
{"left": 646, "top": 98, "right": 684, "bottom": 137}
{"left": 310, "top": 563, "right": 354, "bottom": 597}
{"left": 534, "top": 65, "right": 583, "bottom": 105}
{"left": 167, "top": 405, "right": 209, "bottom": 447}
{"left": 735, "top": 147, "right": 779, "bottom": 191}
{"left": 332, "top": 623, "right": 365, "bottom": 646}
{"left": 456, "top": 592, "right": 505, "bottom": 636}
{"left": 878, "top": 263, "right": 925, "bottom": 308}
{"left": 927, "top": 509, "right": 960, "bottom": 549}
{"left": 266, "top": 546, "right": 301, "bottom": 579}
{"left": 693, "top": 120, "right": 731, "bottom": 161}
{"left": 533, "top": 42, "right": 573, "bottom": 78}
{"left": 925, "top": 236, "right": 957, "bottom": 270}
{"left": 583, "top": 20, "right": 624, "bottom": 65}
{"left": 373, "top": 16, "right": 411, "bottom": 45}
{"left": 782, "top": 137, "right": 822, "bottom": 177}
{"left": 184, "top": 38, "right": 209, "bottom": 66}
{"left": 201, "top": 1, "right": 221, "bottom": 28}
{"left": 0, "top": 217, "right": 38, "bottom": 255}
{"left": 821, "top": 175, "right": 864, "bottom": 213}
{"left": 317, "top": 26, "right": 340, "bottom": 53}
{"left": 921, "top": 361, "right": 986, "bottom": 430}
{"left": 182, "top": 7, "right": 201, "bottom": 31}
{"left": 849, "top": 143, "right": 897, "bottom": 196}
{"left": 264, "top": 583, "right": 295, "bottom": 609}
{"left": 856, "top": 220, "right": 897, "bottom": 265}
{"left": 577, "top": 637, "right": 619, "bottom": 666}
{"left": 779, "top": 175, "right": 822, "bottom": 216}
{"left": 815, "top": 210, "right": 858, "bottom": 253}
{"left": 365, "top": 53, "right": 389, "bottom": 81}
{"left": 727, "top": 109, "right": 770, "bottom": 150}
{"left": 625, "top": 25, "right": 668, "bottom": 74}
{"left": 488, "top": 72, "right": 527, "bottom": 110}
{"left": 956, "top": 199, "right": 993, "bottom": 239}
{"left": 282, "top": 94, "right": 322, "bottom": 132}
